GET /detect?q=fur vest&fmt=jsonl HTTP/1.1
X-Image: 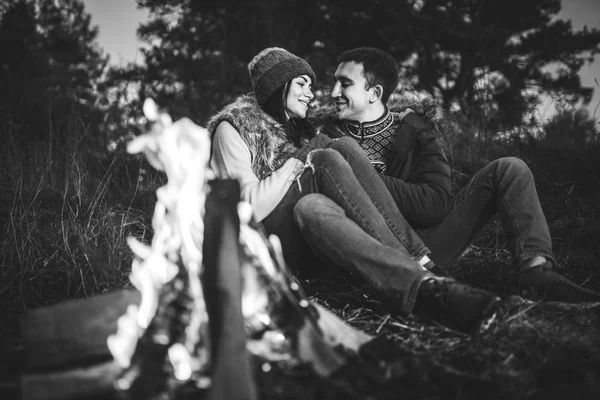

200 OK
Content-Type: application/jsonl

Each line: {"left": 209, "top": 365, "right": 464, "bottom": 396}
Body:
{"left": 207, "top": 95, "right": 299, "bottom": 180}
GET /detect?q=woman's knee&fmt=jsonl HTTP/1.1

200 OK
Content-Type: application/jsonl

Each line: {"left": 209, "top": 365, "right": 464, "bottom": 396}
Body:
{"left": 309, "top": 148, "right": 348, "bottom": 170}
{"left": 294, "top": 194, "right": 341, "bottom": 226}
{"left": 330, "top": 136, "right": 364, "bottom": 157}
{"left": 329, "top": 136, "right": 373, "bottom": 167}
{"left": 294, "top": 194, "right": 321, "bottom": 227}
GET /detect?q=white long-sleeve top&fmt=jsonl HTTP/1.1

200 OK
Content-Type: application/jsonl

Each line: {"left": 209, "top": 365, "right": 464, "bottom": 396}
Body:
{"left": 210, "top": 121, "right": 305, "bottom": 222}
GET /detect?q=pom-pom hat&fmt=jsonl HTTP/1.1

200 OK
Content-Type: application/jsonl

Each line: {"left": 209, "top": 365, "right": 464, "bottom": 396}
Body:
{"left": 248, "top": 47, "right": 316, "bottom": 106}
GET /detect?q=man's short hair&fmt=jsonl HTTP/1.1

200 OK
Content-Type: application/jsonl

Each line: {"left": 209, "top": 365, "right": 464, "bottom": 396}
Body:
{"left": 337, "top": 47, "right": 399, "bottom": 104}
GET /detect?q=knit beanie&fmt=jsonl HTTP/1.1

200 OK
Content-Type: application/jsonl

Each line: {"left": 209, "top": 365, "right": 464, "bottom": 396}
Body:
{"left": 248, "top": 47, "right": 316, "bottom": 106}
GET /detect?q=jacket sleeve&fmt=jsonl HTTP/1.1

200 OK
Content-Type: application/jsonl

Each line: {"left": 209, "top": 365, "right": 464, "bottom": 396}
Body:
{"left": 210, "top": 121, "right": 304, "bottom": 222}
{"left": 381, "top": 131, "right": 452, "bottom": 228}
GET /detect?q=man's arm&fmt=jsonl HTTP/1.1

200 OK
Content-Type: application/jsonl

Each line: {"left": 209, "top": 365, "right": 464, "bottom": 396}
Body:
{"left": 382, "top": 129, "right": 453, "bottom": 228}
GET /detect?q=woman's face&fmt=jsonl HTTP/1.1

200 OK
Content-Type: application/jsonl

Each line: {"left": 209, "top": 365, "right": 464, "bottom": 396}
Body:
{"left": 284, "top": 75, "right": 314, "bottom": 119}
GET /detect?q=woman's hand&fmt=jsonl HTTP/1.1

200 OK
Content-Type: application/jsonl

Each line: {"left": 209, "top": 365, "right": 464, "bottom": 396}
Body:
{"left": 292, "top": 134, "right": 333, "bottom": 162}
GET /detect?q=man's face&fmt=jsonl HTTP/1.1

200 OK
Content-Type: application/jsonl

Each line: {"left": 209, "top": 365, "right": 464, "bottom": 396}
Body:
{"left": 331, "top": 61, "right": 373, "bottom": 122}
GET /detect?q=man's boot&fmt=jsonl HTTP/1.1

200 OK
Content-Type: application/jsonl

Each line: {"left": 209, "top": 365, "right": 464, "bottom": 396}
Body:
{"left": 518, "top": 262, "right": 600, "bottom": 303}
{"left": 413, "top": 278, "right": 502, "bottom": 334}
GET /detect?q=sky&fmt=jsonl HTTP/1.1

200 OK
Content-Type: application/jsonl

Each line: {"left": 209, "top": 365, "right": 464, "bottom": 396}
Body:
{"left": 542, "top": 0, "right": 600, "bottom": 123}
{"left": 83, "top": 0, "right": 600, "bottom": 123}
{"left": 83, "top": 0, "right": 149, "bottom": 66}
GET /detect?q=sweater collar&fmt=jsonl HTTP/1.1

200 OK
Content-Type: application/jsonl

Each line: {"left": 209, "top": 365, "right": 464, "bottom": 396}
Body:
{"left": 341, "top": 107, "right": 395, "bottom": 138}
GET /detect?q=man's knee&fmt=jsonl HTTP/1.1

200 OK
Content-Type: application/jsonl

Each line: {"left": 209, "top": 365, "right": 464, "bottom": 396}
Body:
{"left": 493, "top": 157, "right": 532, "bottom": 177}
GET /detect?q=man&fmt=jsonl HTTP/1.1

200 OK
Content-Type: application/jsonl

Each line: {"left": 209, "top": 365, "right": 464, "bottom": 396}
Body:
{"left": 315, "top": 46, "right": 600, "bottom": 304}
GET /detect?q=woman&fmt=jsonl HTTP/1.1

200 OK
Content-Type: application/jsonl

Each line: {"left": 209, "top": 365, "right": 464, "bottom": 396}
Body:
{"left": 208, "top": 48, "right": 500, "bottom": 333}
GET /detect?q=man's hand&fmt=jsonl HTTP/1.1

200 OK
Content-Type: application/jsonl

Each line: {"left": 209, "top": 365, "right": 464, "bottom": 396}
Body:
{"left": 398, "top": 107, "right": 415, "bottom": 120}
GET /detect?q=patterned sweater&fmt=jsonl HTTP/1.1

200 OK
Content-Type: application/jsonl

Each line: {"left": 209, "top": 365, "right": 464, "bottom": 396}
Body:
{"left": 340, "top": 108, "right": 398, "bottom": 174}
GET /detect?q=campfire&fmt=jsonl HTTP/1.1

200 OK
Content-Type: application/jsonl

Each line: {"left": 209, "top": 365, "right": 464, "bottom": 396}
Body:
{"left": 107, "top": 99, "right": 370, "bottom": 398}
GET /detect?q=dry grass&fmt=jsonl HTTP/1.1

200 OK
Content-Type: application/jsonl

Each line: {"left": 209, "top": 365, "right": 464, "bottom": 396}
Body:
{"left": 0, "top": 138, "right": 157, "bottom": 314}
{"left": 0, "top": 186, "right": 146, "bottom": 310}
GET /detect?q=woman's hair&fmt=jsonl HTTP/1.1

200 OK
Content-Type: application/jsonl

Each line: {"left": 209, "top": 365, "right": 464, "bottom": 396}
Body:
{"left": 262, "top": 80, "right": 315, "bottom": 147}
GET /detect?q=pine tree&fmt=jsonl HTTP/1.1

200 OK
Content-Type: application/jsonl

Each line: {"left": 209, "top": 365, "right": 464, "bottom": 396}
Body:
{"left": 398, "top": 0, "right": 600, "bottom": 128}
{"left": 0, "top": 0, "right": 109, "bottom": 185}
{"left": 108, "top": 0, "right": 600, "bottom": 131}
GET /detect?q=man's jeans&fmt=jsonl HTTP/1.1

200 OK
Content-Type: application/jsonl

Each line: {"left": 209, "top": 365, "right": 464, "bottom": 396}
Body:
{"left": 262, "top": 138, "right": 432, "bottom": 314}
{"left": 397, "top": 157, "right": 556, "bottom": 268}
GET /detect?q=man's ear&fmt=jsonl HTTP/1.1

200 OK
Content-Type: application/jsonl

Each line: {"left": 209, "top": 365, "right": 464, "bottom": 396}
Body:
{"left": 369, "top": 85, "right": 384, "bottom": 103}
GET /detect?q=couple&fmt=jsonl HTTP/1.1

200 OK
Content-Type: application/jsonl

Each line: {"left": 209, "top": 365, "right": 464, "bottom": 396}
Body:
{"left": 208, "top": 47, "right": 600, "bottom": 334}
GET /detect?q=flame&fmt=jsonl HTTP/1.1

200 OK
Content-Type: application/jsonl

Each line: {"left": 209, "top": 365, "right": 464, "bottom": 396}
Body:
{"left": 107, "top": 99, "right": 213, "bottom": 382}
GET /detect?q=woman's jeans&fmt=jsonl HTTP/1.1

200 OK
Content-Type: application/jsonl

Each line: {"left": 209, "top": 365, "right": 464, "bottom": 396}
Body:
{"left": 415, "top": 157, "right": 555, "bottom": 268}
{"left": 262, "top": 137, "right": 432, "bottom": 314}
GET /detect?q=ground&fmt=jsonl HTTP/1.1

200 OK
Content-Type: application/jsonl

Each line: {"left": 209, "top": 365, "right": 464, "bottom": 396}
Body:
{"left": 1, "top": 142, "right": 599, "bottom": 399}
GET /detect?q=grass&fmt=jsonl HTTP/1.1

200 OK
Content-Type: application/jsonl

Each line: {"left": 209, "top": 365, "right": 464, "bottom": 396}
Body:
{"left": 0, "top": 123, "right": 161, "bottom": 357}
{"left": 0, "top": 158, "right": 156, "bottom": 314}
{"left": 1, "top": 110, "right": 600, "bottom": 399}
{"left": 0, "top": 187, "right": 143, "bottom": 309}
